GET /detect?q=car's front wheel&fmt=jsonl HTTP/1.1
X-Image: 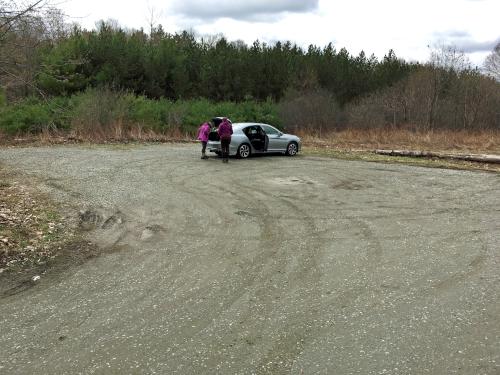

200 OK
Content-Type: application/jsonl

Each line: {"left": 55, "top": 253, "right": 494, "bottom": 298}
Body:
{"left": 286, "top": 142, "right": 298, "bottom": 156}
{"left": 237, "top": 143, "right": 251, "bottom": 158}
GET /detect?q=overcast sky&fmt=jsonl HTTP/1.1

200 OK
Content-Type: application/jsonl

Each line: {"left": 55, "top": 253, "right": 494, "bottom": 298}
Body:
{"left": 58, "top": 0, "right": 499, "bottom": 66}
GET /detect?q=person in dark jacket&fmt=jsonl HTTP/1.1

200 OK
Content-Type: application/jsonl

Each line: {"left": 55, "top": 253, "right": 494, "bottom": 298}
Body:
{"left": 217, "top": 118, "right": 233, "bottom": 163}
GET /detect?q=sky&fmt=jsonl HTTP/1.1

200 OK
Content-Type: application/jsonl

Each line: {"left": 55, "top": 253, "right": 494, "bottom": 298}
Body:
{"left": 58, "top": 0, "right": 500, "bottom": 66}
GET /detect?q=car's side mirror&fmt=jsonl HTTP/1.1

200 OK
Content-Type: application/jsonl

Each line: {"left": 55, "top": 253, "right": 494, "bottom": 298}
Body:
{"left": 277, "top": 132, "right": 283, "bottom": 137}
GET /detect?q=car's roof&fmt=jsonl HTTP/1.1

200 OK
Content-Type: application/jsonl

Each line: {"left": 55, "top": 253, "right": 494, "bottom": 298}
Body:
{"left": 233, "top": 122, "right": 274, "bottom": 129}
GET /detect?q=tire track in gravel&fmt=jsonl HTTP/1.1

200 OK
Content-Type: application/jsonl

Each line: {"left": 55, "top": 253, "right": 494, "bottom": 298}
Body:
{"left": 140, "top": 166, "right": 301, "bottom": 372}
{"left": 163, "top": 164, "right": 335, "bottom": 372}
{"left": 251, "top": 193, "right": 324, "bottom": 373}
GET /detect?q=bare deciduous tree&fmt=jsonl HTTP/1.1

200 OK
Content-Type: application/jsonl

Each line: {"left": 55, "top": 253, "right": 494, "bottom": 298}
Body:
{"left": 0, "top": 0, "right": 45, "bottom": 41}
{"left": 429, "top": 43, "right": 471, "bottom": 72}
{"left": 145, "top": 4, "right": 162, "bottom": 38}
{"left": 279, "top": 87, "right": 339, "bottom": 135}
{"left": 484, "top": 42, "right": 500, "bottom": 82}
{"left": 344, "top": 64, "right": 500, "bottom": 132}
{"left": 0, "top": 1, "right": 67, "bottom": 99}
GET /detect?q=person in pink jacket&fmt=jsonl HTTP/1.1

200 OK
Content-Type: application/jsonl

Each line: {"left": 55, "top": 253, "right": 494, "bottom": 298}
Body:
{"left": 197, "top": 121, "right": 211, "bottom": 159}
{"left": 217, "top": 118, "right": 233, "bottom": 163}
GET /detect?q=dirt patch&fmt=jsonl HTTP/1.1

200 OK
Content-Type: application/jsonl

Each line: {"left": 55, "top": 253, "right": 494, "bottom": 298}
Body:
{"left": 0, "top": 240, "right": 100, "bottom": 298}
{"left": 0, "top": 167, "right": 63, "bottom": 269}
{"left": 0, "top": 165, "right": 99, "bottom": 297}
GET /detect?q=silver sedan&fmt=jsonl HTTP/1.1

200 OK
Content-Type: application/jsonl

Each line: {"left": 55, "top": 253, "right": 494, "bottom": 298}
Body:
{"left": 206, "top": 122, "right": 301, "bottom": 158}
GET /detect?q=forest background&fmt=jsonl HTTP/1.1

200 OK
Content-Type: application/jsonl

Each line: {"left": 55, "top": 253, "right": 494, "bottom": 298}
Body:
{"left": 1, "top": 1, "right": 499, "bottom": 149}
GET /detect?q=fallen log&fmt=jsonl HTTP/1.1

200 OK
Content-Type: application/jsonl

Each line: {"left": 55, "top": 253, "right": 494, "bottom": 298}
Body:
{"left": 375, "top": 149, "right": 500, "bottom": 164}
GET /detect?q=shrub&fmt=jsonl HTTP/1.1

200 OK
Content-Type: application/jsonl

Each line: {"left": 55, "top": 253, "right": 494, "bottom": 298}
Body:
{"left": 127, "top": 96, "right": 172, "bottom": 131}
{"left": 0, "top": 88, "right": 6, "bottom": 108}
{"left": 0, "top": 89, "right": 282, "bottom": 139}
{"left": 0, "top": 99, "right": 52, "bottom": 134}
{"left": 69, "top": 87, "right": 133, "bottom": 138}
{"left": 279, "top": 88, "right": 340, "bottom": 135}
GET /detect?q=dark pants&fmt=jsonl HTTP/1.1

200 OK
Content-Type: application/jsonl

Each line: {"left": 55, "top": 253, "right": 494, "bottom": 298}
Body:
{"left": 221, "top": 137, "right": 231, "bottom": 160}
{"left": 201, "top": 141, "right": 207, "bottom": 153}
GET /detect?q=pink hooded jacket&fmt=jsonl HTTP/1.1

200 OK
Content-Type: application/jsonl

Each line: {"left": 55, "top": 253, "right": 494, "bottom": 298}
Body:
{"left": 197, "top": 122, "right": 211, "bottom": 142}
{"left": 217, "top": 119, "right": 233, "bottom": 140}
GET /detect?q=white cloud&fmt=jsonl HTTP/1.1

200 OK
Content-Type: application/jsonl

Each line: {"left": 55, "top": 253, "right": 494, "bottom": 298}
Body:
{"left": 57, "top": 0, "right": 500, "bottom": 65}
{"left": 169, "top": 0, "right": 319, "bottom": 21}
{"left": 456, "top": 39, "right": 500, "bottom": 53}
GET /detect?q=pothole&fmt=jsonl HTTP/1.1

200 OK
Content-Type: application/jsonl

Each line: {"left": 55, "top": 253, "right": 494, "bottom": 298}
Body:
{"left": 78, "top": 209, "right": 125, "bottom": 231}
{"left": 140, "top": 224, "right": 165, "bottom": 241}
{"left": 235, "top": 210, "right": 253, "bottom": 217}
{"left": 101, "top": 212, "right": 124, "bottom": 229}
{"left": 78, "top": 209, "right": 103, "bottom": 231}
{"left": 331, "top": 180, "right": 371, "bottom": 190}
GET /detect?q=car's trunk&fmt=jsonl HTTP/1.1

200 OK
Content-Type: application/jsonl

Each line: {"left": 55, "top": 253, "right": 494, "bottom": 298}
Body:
{"left": 208, "top": 131, "right": 220, "bottom": 141}
{"left": 208, "top": 117, "right": 223, "bottom": 141}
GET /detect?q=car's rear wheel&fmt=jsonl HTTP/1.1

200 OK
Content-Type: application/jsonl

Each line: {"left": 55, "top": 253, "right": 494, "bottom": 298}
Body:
{"left": 286, "top": 142, "right": 298, "bottom": 156}
{"left": 237, "top": 143, "right": 251, "bottom": 158}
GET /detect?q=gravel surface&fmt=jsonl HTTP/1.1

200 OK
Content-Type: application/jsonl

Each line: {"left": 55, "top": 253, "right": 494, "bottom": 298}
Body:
{"left": 0, "top": 144, "right": 499, "bottom": 374}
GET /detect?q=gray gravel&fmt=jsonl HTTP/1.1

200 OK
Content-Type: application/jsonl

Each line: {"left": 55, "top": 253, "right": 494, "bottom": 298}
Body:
{"left": 0, "top": 144, "right": 499, "bottom": 374}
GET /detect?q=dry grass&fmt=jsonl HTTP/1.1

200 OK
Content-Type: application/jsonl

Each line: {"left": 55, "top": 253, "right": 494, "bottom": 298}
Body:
{"left": 299, "top": 127, "right": 500, "bottom": 173}
{"left": 4, "top": 123, "right": 195, "bottom": 145}
{"left": 298, "top": 128, "right": 500, "bottom": 154}
{"left": 0, "top": 168, "right": 65, "bottom": 270}
{"left": 0, "top": 166, "right": 101, "bottom": 295}
{"left": 3, "top": 123, "right": 499, "bottom": 155}
{"left": 72, "top": 122, "right": 196, "bottom": 143}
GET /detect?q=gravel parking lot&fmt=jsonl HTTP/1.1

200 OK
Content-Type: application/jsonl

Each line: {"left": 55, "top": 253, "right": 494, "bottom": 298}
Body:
{"left": 0, "top": 144, "right": 499, "bottom": 374}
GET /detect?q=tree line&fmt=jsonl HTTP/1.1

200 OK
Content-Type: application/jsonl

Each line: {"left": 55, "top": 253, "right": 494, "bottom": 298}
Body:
{"left": 4, "top": 20, "right": 412, "bottom": 105}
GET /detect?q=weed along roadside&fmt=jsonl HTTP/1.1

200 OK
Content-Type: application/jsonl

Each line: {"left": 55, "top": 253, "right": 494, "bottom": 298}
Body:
{"left": 302, "top": 146, "right": 500, "bottom": 173}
